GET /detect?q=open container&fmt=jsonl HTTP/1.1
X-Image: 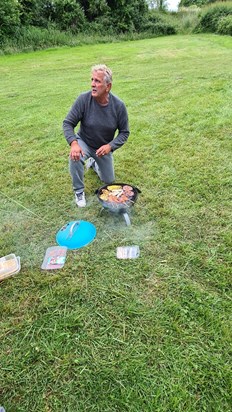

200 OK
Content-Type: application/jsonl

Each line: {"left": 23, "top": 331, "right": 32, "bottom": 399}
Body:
{"left": 0, "top": 253, "right": 21, "bottom": 281}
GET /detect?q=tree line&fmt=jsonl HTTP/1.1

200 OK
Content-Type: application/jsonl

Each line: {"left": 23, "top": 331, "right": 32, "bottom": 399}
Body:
{"left": 1, "top": 0, "right": 231, "bottom": 50}
{"left": 1, "top": 0, "right": 152, "bottom": 40}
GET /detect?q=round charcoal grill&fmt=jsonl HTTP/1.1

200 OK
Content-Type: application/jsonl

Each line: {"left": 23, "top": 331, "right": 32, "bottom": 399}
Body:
{"left": 95, "top": 183, "right": 141, "bottom": 225}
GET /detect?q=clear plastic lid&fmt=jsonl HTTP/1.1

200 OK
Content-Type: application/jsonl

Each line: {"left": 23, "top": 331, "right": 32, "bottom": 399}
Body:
{"left": 0, "top": 254, "right": 21, "bottom": 281}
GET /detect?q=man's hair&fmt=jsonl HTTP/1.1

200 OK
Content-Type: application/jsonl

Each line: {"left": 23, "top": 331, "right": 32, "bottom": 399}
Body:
{"left": 91, "top": 64, "right": 113, "bottom": 85}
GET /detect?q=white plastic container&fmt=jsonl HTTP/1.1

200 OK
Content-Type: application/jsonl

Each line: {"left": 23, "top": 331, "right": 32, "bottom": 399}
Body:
{"left": 116, "top": 246, "right": 140, "bottom": 259}
{"left": 0, "top": 254, "right": 21, "bottom": 281}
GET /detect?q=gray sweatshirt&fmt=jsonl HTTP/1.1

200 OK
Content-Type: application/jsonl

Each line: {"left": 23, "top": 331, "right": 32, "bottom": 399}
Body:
{"left": 63, "top": 91, "right": 130, "bottom": 151}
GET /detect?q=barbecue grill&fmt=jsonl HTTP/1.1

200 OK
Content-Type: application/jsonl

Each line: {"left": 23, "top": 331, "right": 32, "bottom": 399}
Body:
{"left": 95, "top": 183, "right": 141, "bottom": 225}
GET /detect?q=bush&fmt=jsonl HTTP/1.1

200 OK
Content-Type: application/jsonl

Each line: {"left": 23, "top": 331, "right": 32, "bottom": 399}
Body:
{"left": 49, "top": 0, "right": 87, "bottom": 33}
{"left": 217, "top": 14, "right": 232, "bottom": 35}
{"left": 0, "top": 0, "right": 21, "bottom": 43}
{"left": 197, "top": 2, "right": 232, "bottom": 33}
{"left": 84, "top": 15, "right": 115, "bottom": 36}
{"left": 143, "top": 11, "right": 177, "bottom": 35}
{"left": 109, "top": 0, "right": 148, "bottom": 34}
{"left": 147, "top": 21, "right": 176, "bottom": 35}
{"left": 0, "top": 25, "right": 79, "bottom": 53}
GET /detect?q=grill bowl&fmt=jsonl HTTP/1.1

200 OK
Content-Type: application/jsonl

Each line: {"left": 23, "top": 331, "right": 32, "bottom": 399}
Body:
{"left": 95, "top": 183, "right": 141, "bottom": 213}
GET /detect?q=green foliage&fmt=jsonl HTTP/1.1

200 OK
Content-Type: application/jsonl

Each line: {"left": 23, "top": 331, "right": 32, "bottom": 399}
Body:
{"left": 1, "top": 0, "right": 203, "bottom": 48}
{"left": 83, "top": 14, "right": 115, "bottom": 36}
{"left": 5, "top": 0, "right": 232, "bottom": 51}
{"left": 51, "top": 0, "right": 87, "bottom": 33}
{"left": 179, "top": 0, "right": 217, "bottom": 7}
{"left": 197, "top": 1, "right": 232, "bottom": 32}
{"left": 143, "top": 10, "right": 177, "bottom": 34}
{"left": 0, "top": 0, "right": 21, "bottom": 42}
{"left": 217, "top": 13, "right": 232, "bottom": 34}
{"left": 177, "top": 7, "right": 201, "bottom": 32}
{"left": 144, "top": 20, "right": 177, "bottom": 34}
{"left": 14, "top": 0, "right": 150, "bottom": 35}
{"left": 108, "top": 0, "right": 149, "bottom": 33}
{"left": 80, "top": 0, "right": 109, "bottom": 21}
{"left": 18, "top": 0, "right": 48, "bottom": 27}
{"left": 0, "top": 25, "right": 80, "bottom": 53}
{"left": 18, "top": 0, "right": 87, "bottom": 32}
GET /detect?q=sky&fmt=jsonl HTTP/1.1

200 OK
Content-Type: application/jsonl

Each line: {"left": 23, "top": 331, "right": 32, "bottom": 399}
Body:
{"left": 166, "top": 0, "right": 180, "bottom": 11}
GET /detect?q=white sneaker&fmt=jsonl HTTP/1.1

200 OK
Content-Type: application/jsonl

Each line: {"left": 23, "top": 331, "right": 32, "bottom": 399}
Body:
{"left": 86, "top": 157, "right": 95, "bottom": 171}
{"left": 75, "top": 192, "right": 86, "bottom": 207}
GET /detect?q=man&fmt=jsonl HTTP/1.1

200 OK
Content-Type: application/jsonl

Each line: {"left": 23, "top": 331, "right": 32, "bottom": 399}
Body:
{"left": 63, "top": 64, "right": 130, "bottom": 207}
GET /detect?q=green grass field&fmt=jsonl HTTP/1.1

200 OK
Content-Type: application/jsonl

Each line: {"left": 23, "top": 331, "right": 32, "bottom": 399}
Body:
{"left": 0, "top": 34, "right": 231, "bottom": 411}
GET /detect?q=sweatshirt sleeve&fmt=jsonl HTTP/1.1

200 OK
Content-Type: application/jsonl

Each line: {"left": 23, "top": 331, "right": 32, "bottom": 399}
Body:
{"left": 109, "top": 102, "right": 130, "bottom": 152}
{"left": 63, "top": 95, "right": 84, "bottom": 145}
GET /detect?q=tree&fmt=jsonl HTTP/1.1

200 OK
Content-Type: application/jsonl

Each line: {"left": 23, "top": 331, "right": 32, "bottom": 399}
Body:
{"left": 78, "top": 0, "right": 149, "bottom": 33}
{"left": 107, "top": 0, "right": 148, "bottom": 32}
{"left": 0, "top": 0, "right": 21, "bottom": 41}
{"left": 1, "top": 0, "right": 150, "bottom": 36}
{"left": 52, "top": 0, "right": 86, "bottom": 32}
{"left": 79, "top": 0, "right": 109, "bottom": 21}
{"left": 18, "top": 0, "right": 52, "bottom": 27}
{"left": 146, "top": 0, "right": 168, "bottom": 11}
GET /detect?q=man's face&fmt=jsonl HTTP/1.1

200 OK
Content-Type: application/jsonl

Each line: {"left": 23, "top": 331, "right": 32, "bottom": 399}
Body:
{"left": 91, "top": 70, "right": 111, "bottom": 102}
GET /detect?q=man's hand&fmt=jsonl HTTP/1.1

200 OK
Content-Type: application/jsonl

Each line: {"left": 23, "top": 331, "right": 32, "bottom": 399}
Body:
{"left": 96, "top": 144, "right": 111, "bottom": 158}
{"left": 70, "top": 141, "right": 84, "bottom": 161}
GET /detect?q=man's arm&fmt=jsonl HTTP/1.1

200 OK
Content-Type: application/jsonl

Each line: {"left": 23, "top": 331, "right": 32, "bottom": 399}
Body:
{"left": 109, "top": 102, "right": 130, "bottom": 151}
{"left": 63, "top": 96, "right": 85, "bottom": 160}
{"left": 63, "top": 95, "right": 84, "bottom": 145}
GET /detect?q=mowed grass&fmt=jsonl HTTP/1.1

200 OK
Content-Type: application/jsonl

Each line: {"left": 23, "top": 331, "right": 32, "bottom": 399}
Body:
{"left": 0, "top": 34, "right": 231, "bottom": 411}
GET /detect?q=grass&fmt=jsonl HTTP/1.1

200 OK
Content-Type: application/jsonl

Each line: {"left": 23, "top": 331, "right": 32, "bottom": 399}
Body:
{"left": 0, "top": 34, "right": 231, "bottom": 411}
{"left": 0, "top": 26, "right": 139, "bottom": 55}
{"left": 0, "top": 25, "right": 177, "bottom": 56}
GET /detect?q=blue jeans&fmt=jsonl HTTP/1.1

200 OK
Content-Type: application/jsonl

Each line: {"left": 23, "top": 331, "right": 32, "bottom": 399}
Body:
{"left": 69, "top": 138, "right": 115, "bottom": 194}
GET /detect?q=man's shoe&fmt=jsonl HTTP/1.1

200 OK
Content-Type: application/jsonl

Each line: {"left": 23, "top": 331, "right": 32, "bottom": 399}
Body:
{"left": 75, "top": 192, "right": 86, "bottom": 207}
{"left": 86, "top": 157, "right": 95, "bottom": 171}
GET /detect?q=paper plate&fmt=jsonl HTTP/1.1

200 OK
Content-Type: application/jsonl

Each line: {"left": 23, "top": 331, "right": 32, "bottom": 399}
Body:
{"left": 56, "top": 220, "right": 96, "bottom": 249}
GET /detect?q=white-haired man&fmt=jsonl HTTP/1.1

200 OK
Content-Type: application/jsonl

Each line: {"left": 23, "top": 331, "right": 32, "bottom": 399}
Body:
{"left": 63, "top": 64, "right": 130, "bottom": 207}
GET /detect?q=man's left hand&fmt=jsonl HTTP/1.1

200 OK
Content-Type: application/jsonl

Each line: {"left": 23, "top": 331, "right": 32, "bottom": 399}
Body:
{"left": 96, "top": 144, "right": 111, "bottom": 157}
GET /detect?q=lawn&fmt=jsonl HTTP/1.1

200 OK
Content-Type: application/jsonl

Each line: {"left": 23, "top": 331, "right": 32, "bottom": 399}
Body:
{"left": 0, "top": 34, "right": 231, "bottom": 412}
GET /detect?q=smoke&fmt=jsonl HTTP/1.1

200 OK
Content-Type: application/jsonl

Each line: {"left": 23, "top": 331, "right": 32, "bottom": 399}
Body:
{"left": 0, "top": 192, "right": 156, "bottom": 267}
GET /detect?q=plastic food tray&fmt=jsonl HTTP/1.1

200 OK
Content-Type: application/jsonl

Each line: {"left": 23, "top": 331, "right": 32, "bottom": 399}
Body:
{"left": 0, "top": 254, "right": 21, "bottom": 281}
{"left": 116, "top": 246, "right": 140, "bottom": 259}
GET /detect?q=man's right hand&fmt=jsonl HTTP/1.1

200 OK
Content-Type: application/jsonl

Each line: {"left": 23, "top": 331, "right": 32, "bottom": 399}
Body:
{"left": 70, "top": 141, "right": 84, "bottom": 161}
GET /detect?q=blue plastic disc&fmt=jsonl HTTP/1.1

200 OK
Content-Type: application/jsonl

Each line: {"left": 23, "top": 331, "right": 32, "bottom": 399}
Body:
{"left": 56, "top": 220, "right": 96, "bottom": 250}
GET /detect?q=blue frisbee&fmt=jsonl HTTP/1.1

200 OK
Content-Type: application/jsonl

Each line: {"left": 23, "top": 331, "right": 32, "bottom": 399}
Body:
{"left": 56, "top": 220, "right": 96, "bottom": 249}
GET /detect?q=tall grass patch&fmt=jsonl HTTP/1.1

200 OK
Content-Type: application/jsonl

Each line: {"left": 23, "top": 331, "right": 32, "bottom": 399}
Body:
{"left": 177, "top": 6, "right": 201, "bottom": 33}
{"left": 197, "top": 1, "right": 232, "bottom": 34}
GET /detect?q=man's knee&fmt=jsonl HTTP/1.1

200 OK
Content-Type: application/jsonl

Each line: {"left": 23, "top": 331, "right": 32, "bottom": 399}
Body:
{"left": 102, "top": 178, "right": 114, "bottom": 184}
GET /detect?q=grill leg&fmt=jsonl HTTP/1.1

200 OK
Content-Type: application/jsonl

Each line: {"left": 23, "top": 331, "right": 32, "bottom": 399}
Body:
{"left": 122, "top": 212, "right": 131, "bottom": 226}
{"left": 98, "top": 207, "right": 105, "bottom": 216}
